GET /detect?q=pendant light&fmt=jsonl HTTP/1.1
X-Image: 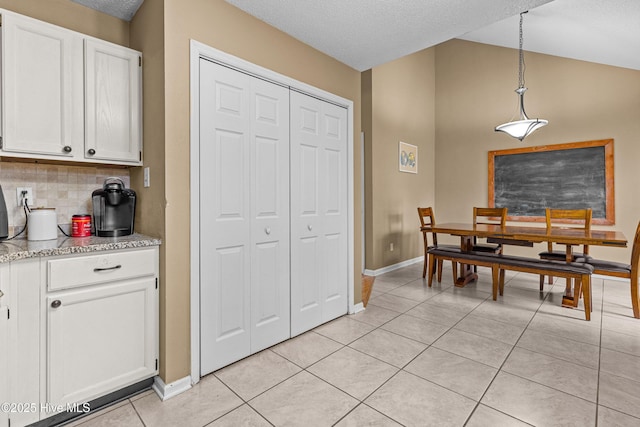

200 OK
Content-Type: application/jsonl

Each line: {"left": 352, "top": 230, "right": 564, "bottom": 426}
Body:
{"left": 495, "top": 11, "right": 548, "bottom": 141}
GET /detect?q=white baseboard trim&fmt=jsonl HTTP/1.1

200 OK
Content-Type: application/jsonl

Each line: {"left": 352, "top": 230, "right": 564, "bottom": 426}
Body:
{"left": 350, "top": 302, "right": 365, "bottom": 314}
{"left": 363, "top": 256, "right": 422, "bottom": 277}
{"left": 152, "top": 375, "right": 192, "bottom": 401}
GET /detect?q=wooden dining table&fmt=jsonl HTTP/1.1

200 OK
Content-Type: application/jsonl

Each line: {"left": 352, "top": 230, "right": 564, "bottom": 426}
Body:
{"left": 422, "top": 222, "right": 628, "bottom": 305}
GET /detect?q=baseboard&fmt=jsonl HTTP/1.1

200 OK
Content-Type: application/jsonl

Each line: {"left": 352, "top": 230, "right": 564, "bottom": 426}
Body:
{"left": 152, "top": 375, "right": 192, "bottom": 401}
{"left": 363, "top": 256, "right": 422, "bottom": 277}
{"left": 350, "top": 302, "right": 365, "bottom": 314}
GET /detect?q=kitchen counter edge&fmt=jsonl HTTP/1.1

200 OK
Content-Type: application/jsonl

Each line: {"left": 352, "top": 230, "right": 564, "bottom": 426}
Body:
{"left": 0, "top": 233, "right": 162, "bottom": 263}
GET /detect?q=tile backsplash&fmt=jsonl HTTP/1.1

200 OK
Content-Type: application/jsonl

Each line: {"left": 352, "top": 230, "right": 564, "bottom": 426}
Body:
{"left": 0, "top": 162, "right": 130, "bottom": 229}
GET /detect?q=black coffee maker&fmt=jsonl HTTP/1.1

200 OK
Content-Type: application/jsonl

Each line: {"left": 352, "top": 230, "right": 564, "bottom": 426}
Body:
{"left": 92, "top": 178, "right": 136, "bottom": 237}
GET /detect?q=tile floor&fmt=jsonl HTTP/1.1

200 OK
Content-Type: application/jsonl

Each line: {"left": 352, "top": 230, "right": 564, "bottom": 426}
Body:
{"left": 66, "top": 262, "right": 640, "bottom": 426}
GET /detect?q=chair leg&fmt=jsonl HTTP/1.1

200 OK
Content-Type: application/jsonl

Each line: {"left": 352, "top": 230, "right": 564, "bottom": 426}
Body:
{"left": 437, "top": 260, "right": 443, "bottom": 282}
{"left": 539, "top": 275, "right": 544, "bottom": 291}
{"left": 427, "top": 254, "right": 436, "bottom": 287}
{"left": 573, "top": 279, "right": 582, "bottom": 308}
{"left": 631, "top": 275, "right": 639, "bottom": 319}
{"left": 548, "top": 275, "right": 553, "bottom": 284}
{"left": 582, "top": 275, "right": 591, "bottom": 321}
{"left": 499, "top": 270, "right": 505, "bottom": 296}
{"left": 491, "top": 265, "right": 499, "bottom": 300}
{"left": 452, "top": 261, "right": 458, "bottom": 284}
{"left": 422, "top": 254, "right": 427, "bottom": 278}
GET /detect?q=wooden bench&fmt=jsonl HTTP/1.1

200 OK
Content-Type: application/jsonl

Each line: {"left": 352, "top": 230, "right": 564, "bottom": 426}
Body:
{"left": 427, "top": 248, "right": 595, "bottom": 320}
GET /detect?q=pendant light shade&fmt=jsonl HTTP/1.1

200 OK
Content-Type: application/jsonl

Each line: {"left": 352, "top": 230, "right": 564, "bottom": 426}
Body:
{"left": 495, "top": 12, "right": 548, "bottom": 141}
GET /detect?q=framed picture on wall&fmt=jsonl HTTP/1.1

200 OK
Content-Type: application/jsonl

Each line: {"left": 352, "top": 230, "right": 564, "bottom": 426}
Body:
{"left": 399, "top": 141, "right": 417, "bottom": 173}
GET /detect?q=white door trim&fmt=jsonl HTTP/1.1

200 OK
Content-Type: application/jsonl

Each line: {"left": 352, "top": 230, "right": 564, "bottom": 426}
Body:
{"left": 189, "top": 39, "right": 355, "bottom": 385}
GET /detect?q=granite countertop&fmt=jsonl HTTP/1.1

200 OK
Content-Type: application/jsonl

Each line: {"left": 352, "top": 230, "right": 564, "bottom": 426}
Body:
{"left": 0, "top": 233, "right": 162, "bottom": 263}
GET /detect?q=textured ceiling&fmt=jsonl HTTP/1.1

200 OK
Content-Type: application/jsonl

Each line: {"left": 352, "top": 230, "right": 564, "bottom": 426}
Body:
{"left": 226, "top": 0, "right": 640, "bottom": 71}
{"left": 71, "top": 0, "right": 143, "bottom": 21}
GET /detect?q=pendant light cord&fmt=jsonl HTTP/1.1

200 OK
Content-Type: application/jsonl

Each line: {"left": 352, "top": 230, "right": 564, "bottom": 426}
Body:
{"left": 518, "top": 11, "right": 527, "bottom": 89}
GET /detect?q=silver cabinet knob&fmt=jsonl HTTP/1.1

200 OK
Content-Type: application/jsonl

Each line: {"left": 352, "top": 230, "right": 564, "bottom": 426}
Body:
{"left": 0, "top": 290, "right": 4, "bottom": 298}
{"left": 87, "top": 148, "right": 96, "bottom": 155}
{"left": 265, "top": 227, "right": 271, "bottom": 235}
{"left": 63, "top": 145, "right": 72, "bottom": 153}
{"left": 308, "top": 224, "right": 313, "bottom": 231}
{"left": 51, "top": 300, "right": 62, "bottom": 309}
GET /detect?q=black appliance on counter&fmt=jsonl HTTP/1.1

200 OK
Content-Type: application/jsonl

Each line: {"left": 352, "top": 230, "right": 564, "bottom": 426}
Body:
{"left": 92, "top": 177, "right": 136, "bottom": 237}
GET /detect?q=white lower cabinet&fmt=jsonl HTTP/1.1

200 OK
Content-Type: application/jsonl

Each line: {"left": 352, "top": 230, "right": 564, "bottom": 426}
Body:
{"left": 2, "top": 247, "right": 159, "bottom": 427}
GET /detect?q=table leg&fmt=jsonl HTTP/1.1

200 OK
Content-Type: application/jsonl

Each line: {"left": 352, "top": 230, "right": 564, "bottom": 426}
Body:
{"left": 562, "top": 245, "right": 577, "bottom": 307}
{"left": 454, "top": 236, "right": 478, "bottom": 288}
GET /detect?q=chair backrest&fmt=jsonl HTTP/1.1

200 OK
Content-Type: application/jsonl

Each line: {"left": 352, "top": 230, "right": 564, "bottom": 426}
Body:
{"left": 545, "top": 208, "right": 592, "bottom": 254}
{"left": 473, "top": 207, "right": 507, "bottom": 228}
{"left": 417, "top": 207, "right": 438, "bottom": 246}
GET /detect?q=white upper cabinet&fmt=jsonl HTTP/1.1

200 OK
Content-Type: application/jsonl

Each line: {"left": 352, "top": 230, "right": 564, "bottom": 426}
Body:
{"left": 85, "top": 39, "right": 142, "bottom": 164}
{"left": 1, "top": 12, "right": 83, "bottom": 159}
{"left": 0, "top": 10, "right": 142, "bottom": 165}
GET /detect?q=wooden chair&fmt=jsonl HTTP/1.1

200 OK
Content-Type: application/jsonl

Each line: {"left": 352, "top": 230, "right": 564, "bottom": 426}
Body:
{"left": 538, "top": 208, "right": 592, "bottom": 291}
{"left": 418, "top": 207, "right": 458, "bottom": 280}
{"left": 583, "top": 220, "right": 640, "bottom": 318}
{"left": 472, "top": 207, "right": 507, "bottom": 253}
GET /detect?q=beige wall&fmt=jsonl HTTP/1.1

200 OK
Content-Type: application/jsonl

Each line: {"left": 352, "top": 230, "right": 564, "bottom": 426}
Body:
{"left": 434, "top": 39, "right": 640, "bottom": 262}
{"left": 363, "top": 49, "right": 437, "bottom": 270}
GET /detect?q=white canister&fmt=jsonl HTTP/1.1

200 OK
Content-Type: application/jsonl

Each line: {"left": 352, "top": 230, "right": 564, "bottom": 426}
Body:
{"left": 28, "top": 208, "right": 58, "bottom": 241}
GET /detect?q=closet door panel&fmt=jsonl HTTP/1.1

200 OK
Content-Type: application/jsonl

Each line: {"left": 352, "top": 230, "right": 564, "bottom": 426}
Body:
{"left": 291, "top": 92, "right": 348, "bottom": 335}
{"left": 200, "top": 59, "right": 252, "bottom": 375}
{"left": 250, "top": 79, "right": 290, "bottom": 353}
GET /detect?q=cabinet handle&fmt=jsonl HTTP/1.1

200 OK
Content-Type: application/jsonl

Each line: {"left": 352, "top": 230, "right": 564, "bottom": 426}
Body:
{"left": 94, "top": 265, "right": 122, "bottom": 272}
{"left": 308, "top": 224, "right": 313, "bottom": 231}
{"left": 0, "top": 290, "right": 3, "bottom": 298}
{"left": 265, "top": 227, "right": 271, "bottom": 235}
{"left": 87, "top": 148, "right": 96, "bottom": 155}
{"left": 51, "top": 300, "right": 62, "bottom": 308}
{"left": 63, "top": 146, "right": 72, "bottom": 153}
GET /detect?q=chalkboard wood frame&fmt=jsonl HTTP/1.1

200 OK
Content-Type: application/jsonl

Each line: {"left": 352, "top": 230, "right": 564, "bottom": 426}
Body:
{"left": 488, "top": 139, "right": 614, "bottom": 225}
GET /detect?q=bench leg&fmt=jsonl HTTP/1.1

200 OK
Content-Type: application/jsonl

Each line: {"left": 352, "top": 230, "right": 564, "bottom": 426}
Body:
{"left": 499, "top": 270, "right": 505, "bottom": 296}
{"left": 539, "top": 274, "right": 545, "bottom": 291}
{"left": 582, "top": 275, "right": 591, "bottom": 321}
{"left": 451, "top": 261, "right": 458, "bottom": 285}
{"left": 491, "top": 266, "right": 499, "bottom": 300}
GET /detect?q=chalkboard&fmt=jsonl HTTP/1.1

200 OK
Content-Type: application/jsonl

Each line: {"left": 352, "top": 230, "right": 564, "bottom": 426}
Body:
{"left": 488, "top": 139, "right": 614, "bottom": 225}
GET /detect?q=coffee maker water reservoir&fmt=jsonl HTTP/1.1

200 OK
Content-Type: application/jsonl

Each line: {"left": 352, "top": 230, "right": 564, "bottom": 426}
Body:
{"left": 92, "top": 177, "right": 136, "bottom": 237}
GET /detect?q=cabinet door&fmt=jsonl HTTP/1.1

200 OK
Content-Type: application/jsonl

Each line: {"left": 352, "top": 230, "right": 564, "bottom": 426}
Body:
{"left": 290, "top": 92, "right": 349, "bottom": 336}
{"left": 85, "top": 38, "right": 142, "bottom": 164}
{"left": 47, "top": 277, "right": 157, "bottom": 406}
{"left": 1, "top": 12, "right": 83, "bottom": 158}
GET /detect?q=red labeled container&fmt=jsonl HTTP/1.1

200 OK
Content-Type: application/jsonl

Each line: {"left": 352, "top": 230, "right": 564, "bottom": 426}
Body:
{"left": 71, "top": 214, "right": 92, "bottom": 237}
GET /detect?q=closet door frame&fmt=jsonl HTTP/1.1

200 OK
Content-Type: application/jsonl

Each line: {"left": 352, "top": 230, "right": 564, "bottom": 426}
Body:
{"left": 189, "top": 40, "right": 355, "bottom": 385}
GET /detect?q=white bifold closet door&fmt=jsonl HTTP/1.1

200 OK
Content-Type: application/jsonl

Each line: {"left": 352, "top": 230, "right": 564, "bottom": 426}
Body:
{"left": 199, "top": 59, "right": 290, "bottom": 375}
{"left": 290, "top": 91, "right": 349, "bottom": 336}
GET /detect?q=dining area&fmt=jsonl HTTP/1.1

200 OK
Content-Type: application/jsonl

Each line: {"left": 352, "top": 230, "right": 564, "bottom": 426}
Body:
{"left": 418, "top": 206, "right": 638, "bottom": 322}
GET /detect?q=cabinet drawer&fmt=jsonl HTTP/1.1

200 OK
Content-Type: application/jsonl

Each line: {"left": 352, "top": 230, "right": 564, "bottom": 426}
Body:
{"left": 47, "top": 249, "right": 156, "bottom": 291}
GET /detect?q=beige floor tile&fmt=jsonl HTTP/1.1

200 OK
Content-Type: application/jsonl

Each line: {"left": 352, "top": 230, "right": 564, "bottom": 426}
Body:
{"left": 501, "top": 347, "right": 598, "bottom": 402}
{"left": 598, "top": 372, "right": 640, "bottom": 419}
{"left": 427, "top": 288, "right": 490, "bottom": 312}
{"left": 517, "top": 329, "right": 600, "bottom": 369}
{"left": 307, "top": 346, "right": 398, "bottom": 400}
{"left": 132, "top": 375, "right": 243, "bottom": 427}
{"left": 349, "top": 328, "right": 427, "bottom": 368}
{"left": 433, "top": 328, "right": 512, "bottom": 368}
{"left": 601, "top": 328, "right": 640, "bottom": 357}
{"left": 349, "top": 304, "right": 401, "bottom": 327}
{"left": 404, "top": 347, "right": 498, "bottom": 400}
{"left": 472, "top": 299, "right": 536, "bottom": 328}
{"left": 68, "top": 403, "right": 143, "bottom": 427}
{"left": 365, "top": 371, "right": 476, "bottom": 427}
{"left": 249, "top": 371, "right": 358, "bottom": 427}
{"left": 602, "top": 313, "right": 640, "bottom": 337}
{"left": 214, "top": 350, "right": 301, "bottom": 400}
{"left": 334, "top": 404, "right": 401, "bottom": 426}
{"left": 313, "top": 316, "right": 375, "bottom": 345}
{"left": 528, "top": 311, "right": 601, "bottom": 346}
{"left": 380, "top": 313, "right": 450, "bottom": 344}
{"left": 454, "top": 314, "right": 525, "bottom": 345}
{"left": 482, "top": 372, "right": 596, "bottom": 426}
{"left": 405, "top": 301, "right": 469, "bottom": 327}
{"left": 370, "top": 278, "right": 406, "bottom": 293}
{"left": 208, "top": 404, "right": 270, "bottom": 426}
{"left": 597, "top": 405, "right": 640, "bottom": 426}
{"left": 368, "top": 293, "right": 421, "bottom": 313}
{"left": 600, "top": 347, "right": 640, "bottom": 383}
{"left": 271, "top": 331, "right": 343, "bottom": 368}
{"left": 465, "top": 404, "right": 531, "bottom": 427}
{"left": 387, "top": 278, "right": 445, "bottom": 301}
{"left": 64, "top": 400, "right": 131, "bottom": 427}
